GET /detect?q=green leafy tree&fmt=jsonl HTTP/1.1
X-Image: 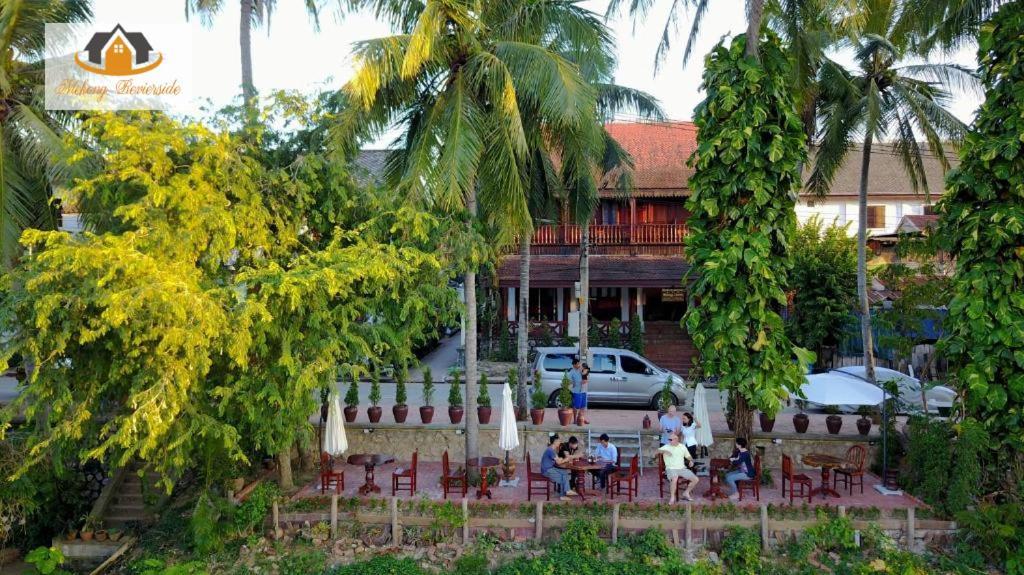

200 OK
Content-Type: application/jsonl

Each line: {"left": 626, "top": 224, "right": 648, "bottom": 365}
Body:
{"left": 448, "top": 371, "right": 463, "bottom": 408}
{"left": 628, "top": 313, "right": 644, "bottom": 355}
{"left": 682, "top": 34, "right": 814, "bottom": 442}
{"left": 938, "top": 0, "right": 1024, "bottom": 494}
{"left": 477, "top": 374, "right": 491, "bottom": 408}
{"left": 786, "top": 217, "right": 858, "bottom": 363}
{"left": 394, "top": 365, "right": 407, "bottom": 406}
{"left": 344, "top": 372, "right": 359, "bottom": 408}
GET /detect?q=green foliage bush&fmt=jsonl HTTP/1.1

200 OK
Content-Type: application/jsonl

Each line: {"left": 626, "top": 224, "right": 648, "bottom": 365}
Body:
{"left": 190, "top": 492, "right": 233, "bottom": 555}
{"left": 478, "top": 374, "right": 491, "bottom": 408}
{"left": 559, "top": 373, "right": 573, "bottom": 408}
{"left": 956, "top": 502, "right": 1024, "bottom": 575}
{"left": 628, "top": 314, "right": 644, "bottom": 355}
{"left": 344, "top": 372, "right": 359, "bottom": 407}
{"left": 905, "top": 416, "right": 951, "bottom": 509}
{"left": 422, "top": 366, "right": 435, "bottom": 406}
{"left": 395, "top": 366, "right": 408, "bottom": 405}
{"left": 276, "top": 549, "right": 327, "bottom": 575}
{"left": 25, "top": 546, "right": 69, "bottom": 575}
{"left": 531, "top": 385, "right": 547, "bottom": 410}
{"left": 607, "top": 318, "right": 622, "bottom": 348}
{"left": 233, "top": 482, "right": 279, "bottom": 535}
{"left": 369, "top": 370, "right": 382, "bottom": 407}
{"left": 449, "top": 371, "right": 463, "bottom": 407}
{"left": 497, "top": 325, "right": 515, "bottom": 362}
{"left": 720, "top": 526, "right": 762, "bottom": 575}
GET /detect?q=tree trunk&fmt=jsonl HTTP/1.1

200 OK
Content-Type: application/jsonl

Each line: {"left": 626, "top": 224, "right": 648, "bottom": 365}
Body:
{"left": 578, "top": 224, "right": 590, "bottom": 361}
{"left": 239, "top": 0, "right": 256, "bottom": 104}
{"left": 517, "top": 234, "right": 531, "bottom": 413}
{"left": 277, "top": 448, "right": 294, "bottom": 490}
{"left": 733, "top": 392, "right": 753, "bottom": 443}
{"left": 296, "top": 437, "right": 314, "bottom": 472}
{"left": 744, "top": 0, "right": 765, "bottom": 61}
{"left": 857, "top": 134, "right": 878, "bottom": 385}
{"left": 465, "top": 191, "right": 479, "bottom": 465}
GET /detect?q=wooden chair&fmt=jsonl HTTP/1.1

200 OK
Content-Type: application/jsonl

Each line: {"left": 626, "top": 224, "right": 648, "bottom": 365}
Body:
{"left": 608, "top": 455, "right": 640, "bottom": 502}
{"left": 319, "top": 452, "right": 344, "bottom": 494}
{"left": 441, "top": 451, "right": 467, "bottom": 500}
{"left": 391, "top": 450, "right": 418, "bottom": 496}
{"left": 735, "top": 454, "right": 762, "bottom": 501}
{"left": 833, "top": 445, "right": 867, "bottom": 494}
{"left": 781, "top": 454, "right": 813, "bottom": 504}
{"left": 657, "top": 452, "right": 685, "bottom": 500}
{"left": 526, "top": 453, "right": 552, "bottom": 501}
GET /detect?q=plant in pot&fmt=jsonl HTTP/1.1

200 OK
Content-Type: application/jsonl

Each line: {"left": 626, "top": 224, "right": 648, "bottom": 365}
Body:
{"left": 367, "top": 370, "right": 383, "bottom": 423}
{"left": 557, "top": 373, "right": 573, "bottom": 426}
{"left": 448, "top": 370, "right": 464, "bottom": 424}
{"left": 80, "top": 516, "right": 99, "bottom": 541}
{"left": 758, "top": 411, "right": 775, "bottom": 433}
{"left": 793, "top": 400, "right": 810, "bottom": 433}
{"left": 824, "top": 405, "right": 843, "bottom": 434}
{"left": 856, "top": 405, "right": 873, "bottom": 436}
{"left": 343, "top": 372, "right": 359, "bottom": 423}
{"left": 657, "top": 376, "right": 674, "bottom": 417}
{"left": 530, "top": 385, "right": 546, "bottom": 425}
{"left": 477, "top": 373, "right": 492, "bottom": 424}
{"left": 108, "top": 528, "right": 123, "bottom": 542}
{"left": 393, "top": 365, "right": 409, "bottom": 423}
{"left": 420, "top": 366, "right": 435, "bottom": 424}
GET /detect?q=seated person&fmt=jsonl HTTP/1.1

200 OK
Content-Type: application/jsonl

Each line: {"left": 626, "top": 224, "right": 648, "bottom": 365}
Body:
{"left": 540, "top": 434, "right": 578, "bottom": 500}
{"left": 725, "top": 437, "right": 755, "bottom": 501}
{"left": 657, "top": 431, "right": 699, "bottom": 503}
{"left": 558, "top": 436, "right": 583, "bottom": 485}
{"left": 590, "top": 433, "right": 618, "bottom": 490}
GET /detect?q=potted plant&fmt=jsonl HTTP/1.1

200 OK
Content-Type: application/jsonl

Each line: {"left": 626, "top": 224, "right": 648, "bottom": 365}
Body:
{"left": 477, "top": 374, "right": 492, "bottom": 424}
{"left": 319, "top": 385, "right": 330, "bottom": 422}
{"left": 343, "top": 372, "right": 359, "bottom": 423}
{"left": 530, "top": 385, "right": 546, "bottom": 425}
{"left": 420, "top": 366, "right": 435, "bottom": 424}
{"left": 393, "top": 365, "right": 409, "bottom": 423}
{"left": 758, "top": 411, "right": 775, "bottom": 433}
{"left": 657, "top": 376, "right": 674, "bottom": 416}
{"left": 367, "top": 370, "right": 383, "bottom": 423}
{"left": 448, "top": 370, "right": 464, "bottom": 424}
{"left": 557, "top": 373, "right": 573, "bottom": 426}
{"left": 856, "top": 406, "right": 872, "bottom": 436}
{"left": 793, "top": 400, "right": 810, "bottom": 433}
{"left": 824, "top": 405, "right": 843, "bottom": 434}
{"left": 108, "top": 528, "right": 123, "bottom": 542}
{"left": 80, "top": 516, "right": 98, "bottom": 541}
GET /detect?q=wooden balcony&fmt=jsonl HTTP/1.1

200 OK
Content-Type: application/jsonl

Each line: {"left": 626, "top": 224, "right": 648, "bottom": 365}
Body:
{"left": 530, "top": 223, "right": 687, "bottom": 256}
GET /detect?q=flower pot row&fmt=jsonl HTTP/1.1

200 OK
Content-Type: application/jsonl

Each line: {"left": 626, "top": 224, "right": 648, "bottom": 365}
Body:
{"left": 725, "top": 413, "right": 874, "bottom": 436}
{"left": 329, "top": 404, "right": 586, "bottom": 428}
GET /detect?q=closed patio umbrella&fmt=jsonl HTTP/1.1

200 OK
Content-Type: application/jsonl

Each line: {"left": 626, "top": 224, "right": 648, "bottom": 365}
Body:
{"left": 323, "top": 393, "right": 348, "bottom": 456}
{"left": 692, "top": 382, "right": 714, "bottom": 448}
{"left": 498, "top": 381, "right": 520, "bottom": 483}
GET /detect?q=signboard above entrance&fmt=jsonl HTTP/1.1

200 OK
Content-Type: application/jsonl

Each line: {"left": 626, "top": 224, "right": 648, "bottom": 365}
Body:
{"left": 662, "top": 288, "right": 686, "bottom": 302}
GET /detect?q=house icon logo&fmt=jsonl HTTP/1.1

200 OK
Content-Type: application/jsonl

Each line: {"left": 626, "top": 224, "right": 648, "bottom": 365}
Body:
{"left": 74, "top": 24, "right": 162, "bottom": 76}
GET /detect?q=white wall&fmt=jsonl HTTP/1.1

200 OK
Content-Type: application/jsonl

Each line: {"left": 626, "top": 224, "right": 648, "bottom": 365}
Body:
{"left": 795, "top": 199, "right": 928, "bottom": 236}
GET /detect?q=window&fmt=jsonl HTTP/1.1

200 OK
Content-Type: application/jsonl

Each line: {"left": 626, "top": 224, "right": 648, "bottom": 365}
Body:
{"left": 528, "top": 288, "right": 557, "bottom": 321}
{"left": 923, "top": 205, "right": 936, "bottom": 215}
{"left": 866, "top": 205, "right": 886, "bottom": 229}
{"left": 113, "top": 43, "right": 125, "bottom": 54}
{"left": 542, "top": 353, "right": 574, "bottom": 373}
{"left": 590, "top": 354, "right": 616, "bottom": 374}
{"left": 620, "top": 355, "right": 650, "bottom": 375}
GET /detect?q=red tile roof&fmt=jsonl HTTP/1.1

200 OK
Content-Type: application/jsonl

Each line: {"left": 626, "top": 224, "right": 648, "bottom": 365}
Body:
{"left": 600, "top": 122, "right": 698, "bottom": 195}
{"left": 497, "top": 255, "right": 690, "bottom": 288}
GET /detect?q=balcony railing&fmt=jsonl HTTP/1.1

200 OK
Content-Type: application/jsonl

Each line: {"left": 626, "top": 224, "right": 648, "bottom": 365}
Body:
{"left": 533, "top": 223, "right": 687, "bottom": 246}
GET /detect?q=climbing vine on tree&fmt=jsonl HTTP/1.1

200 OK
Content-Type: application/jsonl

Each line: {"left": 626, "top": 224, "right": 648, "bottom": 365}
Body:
{"left": 682, "top": 34, "right": 813, "bottom": 440}
{"left": 937, "top": 1, "right": 1024, "bottom": 491}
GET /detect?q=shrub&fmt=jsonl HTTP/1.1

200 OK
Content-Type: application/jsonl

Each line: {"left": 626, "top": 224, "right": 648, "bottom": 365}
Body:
{"left": 394, "top": 366, "right": 407, "bottom": 405}
{"left": 25, "top": 546, "right": 69, "bottom": 575}
{"left": 607, "top": 318, "right": 622, "bottom": 348}
{"left": 628, "top": 314, "right": 644, "bottom": 355}
{"left": 658, "top": 376, "right": 674, "bottom": 412}
{"left": 330, "top": 555, "right": 427, "bottom": 575}
{"left": 453, "top": 549, "right": 489, "bottom": 575}
{"left": 422, "top": 366, "right": 434, "bottom": 406}
{"left": 720, "top": 526, "right": 761, "bottom": 575}
{"left": 956, "top": 502, "right": 1024, "bottom": 575}
{"left": 945, "top": 418, "right": 988, "bottom": 516}
{"left": 497, "top": 324, "right": 515, "bottom": 362}
{"left": 448, "top": 371, "right": 463, "bottom": 407}
{"left": 477, "top": 374, "right": 491, "bottom": 408}
{"left": 190, "top": 492, "right": 232, "bottom": 555}
{"left": 531, "top": 385, "right": 547, "bottom": 410}
{"left": 369, "top": 369, "right": 382, "bottom": 407}
{"left": 277, "top": 549, "right": 326, "bottom": 575}
{"left": 344, "top": 372, "right": 359, "bottom": 407}
{"left": 234, "top": 482, "right": 279, "bottom": 535}
{"left": 558, "top": 373, "right": 572, "bottom": 408}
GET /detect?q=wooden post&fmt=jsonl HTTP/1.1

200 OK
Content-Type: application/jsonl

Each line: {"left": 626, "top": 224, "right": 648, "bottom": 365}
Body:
{"left": 685, "top": 503, "right": 693, "bottom": 549}
{"left": 390, "top": 497, "right": 401, "bottom": 547}
{"left": 462, "top": 498, "right": 470, "bottom": 544}
{"left": 907, "top": 507, "right": 916, "bottom": 551}
{"left": 671, "top": 528, "right": 679, "bottom": 546}
{"left": 611, "top": 503, "right": 620, "bottom": 543}
{"left": 330, "top": 494, "right": 338, "bottom": 539}
{"left": 838, "top": 505, "right": 846, "bottom": 518}
{"left": 272, "top": 501, "right": 279, "bottom": 535}
{"left": 760, "top": 505, "right": 769, "bottom": 551}
{"left": 534, "top": 501, "right": 544, "bottom": 541}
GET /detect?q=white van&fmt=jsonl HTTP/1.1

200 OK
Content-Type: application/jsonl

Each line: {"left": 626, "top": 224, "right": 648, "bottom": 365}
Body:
{"left": 532, "top": 346, "right": 688, "bottom": 408}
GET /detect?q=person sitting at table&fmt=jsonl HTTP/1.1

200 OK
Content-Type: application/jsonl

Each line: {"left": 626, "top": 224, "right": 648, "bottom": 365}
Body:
{"left": 725, "top": 437, "right": 755, "bottom": 501}
{"left": 559, "top": 436, "right": 583, "bottom": 486}
{"left": 541, "top": 434, "right": 578, "bottom": 500}
{"left": 657, "top": 431, "right": 699, "bottom": 503}
{"left": 590, "top": 433, "right": 618, "bottom": 490}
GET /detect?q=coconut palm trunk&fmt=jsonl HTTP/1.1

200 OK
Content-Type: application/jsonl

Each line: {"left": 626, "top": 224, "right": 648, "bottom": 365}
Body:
{"left": 239, "top": 0, "right": 256, "bottom": 103}
{"left": 465, "top": 191, "right": 479, "bottom": 464}
{"left": 517, "top": 234, "right": 530, "bottom": 413}
{"left": 857, "top": 134, "right": 877, "bottom": 385}
{"left": 578, "top": 223, "right": 590, "bottom": 361}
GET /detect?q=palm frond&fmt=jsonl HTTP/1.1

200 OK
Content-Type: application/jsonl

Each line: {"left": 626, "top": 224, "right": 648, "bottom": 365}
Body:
{"left": 898, "top": 63, "right": 981, "bottom": 98}
{"left": 594, "top": 83, "right": 665, "bottom": 122}
{"left": 494, "top": 41, "right": 597, "bottom": 131}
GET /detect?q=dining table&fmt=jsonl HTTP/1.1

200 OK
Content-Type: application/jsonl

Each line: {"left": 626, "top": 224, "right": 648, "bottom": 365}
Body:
{"left": 467, "top": 456, "right": 501, "bottom": 500}
{"left": 564, "top": 458, "right": 612, "bottom": 502}
{"left": 704, "top": 458, "right": 732, "bottom": 500}
{"left": 801, "top": 453, "right": 847, "bottom": 499}
{"left": 346, "top": 453, "right": 396, "bottom": 495}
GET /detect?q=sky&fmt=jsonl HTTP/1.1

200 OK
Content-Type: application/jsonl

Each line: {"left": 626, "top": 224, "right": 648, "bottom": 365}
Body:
{"left": 84, "top": 0, "right": 982, "bottom": 146}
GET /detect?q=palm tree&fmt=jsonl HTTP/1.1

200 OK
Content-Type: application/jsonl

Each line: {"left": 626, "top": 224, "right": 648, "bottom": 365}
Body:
{"left": 897, "top": 0, "right": 1009, "bottom": 52}
{"left": 807, "top": 0, "right": 973, "bottom": 386}
{"left": 185, "top": 0, "right": 322, "bottom": 103}
{"left": 1, "top": 0, "right": 92, "bottom": 269}
{"left": 339, "top": 0, "right": 608, "bottom": 464}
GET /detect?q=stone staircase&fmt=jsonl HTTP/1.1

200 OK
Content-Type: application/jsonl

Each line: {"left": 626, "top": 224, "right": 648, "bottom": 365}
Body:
{"left": 641, "top": 321, "right": 698, "bottom": 376}
{"left": 97, "top": 464, "right": 164, "bottom": 529}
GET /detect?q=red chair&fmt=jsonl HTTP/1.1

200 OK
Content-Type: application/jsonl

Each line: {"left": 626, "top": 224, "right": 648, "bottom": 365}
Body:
{"left": 608, "top": 455, "right": 640, "bottom": 502}
{"left": 735, "top": 454, "right": 762, "bottom": 501}
{"left": 319, "top": 452, "right": 344, "bottom": 494}
{"left": 781, "top": 454, "right": 812, "bottom": 504}
{"left": 441, "top": 451, "right": 467, "bottom": 499}
{"left": 391, "top": 450, "right": 417, "bottom": 496}
{"left": 526, "top": 453, "right": 552, "bottom": 501}
{"left": 657, "top": 452, "right": 685, "bottom": 500}
{"left": 833, "top": 445, "right": 867, "bottom": 494}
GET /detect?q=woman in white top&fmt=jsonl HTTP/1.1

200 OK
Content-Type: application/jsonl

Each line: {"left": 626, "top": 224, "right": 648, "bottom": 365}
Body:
{"left": 679, "top": 412, "right": 701, "bottom": 459}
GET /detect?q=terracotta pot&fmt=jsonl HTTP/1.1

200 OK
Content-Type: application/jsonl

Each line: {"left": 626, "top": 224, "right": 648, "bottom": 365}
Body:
{"left": 793, "top": 413, "right": 810, "bottom": 433}
{"left": 826, "top": 414, "right": 843, "bottom": 434}
{"left": 502, "top": 459, "right": 516, "bottom": 480}
{"left": 530, "top": 408, "right": 545, "bottom": 425}
{"left": 515, "top": 406, "right": 528, "bottom": 422}
{"left": 343, "top": 405, "right": 358, "bottom": 423}
{"left": 66, "top": 530, "right": 78, "bottom": 541}
{"left": 81, "top": 531, "right": 94, "bottom": 542}
{"left": 856, "top": 416, "right": 872, "bottom": 436}
{"left": 759, "top": 413, "right": 776, "bottom": 432}
{"left": 642, "top": 414, "right": 652, "bottom": 429}
{"left": 478, "top": 406, "right": 492, "bottom": 425}
{"left": 95, "top": 530, "right": 108, "bottom": 542}
{"left": 449, "top": 406, "right": 464, "bottom": 424}
{"left": 393, "top": 404, "right": 409, "bottom": 423}
{"left": 367, "top": 406, "right": 383, "bottom": 423}
{"left": 419, "top": 406, "right": 434, "bottom": 424}
{"left": 557, "top": 408, "right": 573, "bottom": 426}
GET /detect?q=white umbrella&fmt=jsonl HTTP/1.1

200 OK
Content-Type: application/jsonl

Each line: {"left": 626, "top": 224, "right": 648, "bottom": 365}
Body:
{"left": 800, "top": 372, "right": 885, "bottom": 406}
{"left": 323, "top": 393, "right": 348, "bottom": 456}
{"left": 498, "top": 381, "right": 520, "bottom": 453}
{"left": 692, "top": 382, "right": 714, "bottom": 447}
